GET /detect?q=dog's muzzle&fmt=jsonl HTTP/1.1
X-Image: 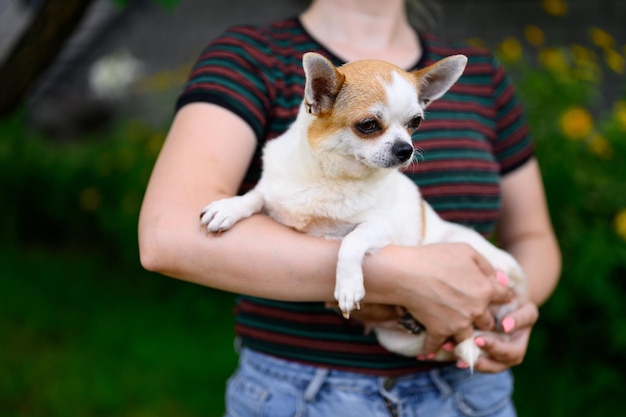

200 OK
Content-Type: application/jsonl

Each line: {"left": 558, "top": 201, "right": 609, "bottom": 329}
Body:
{"left": 391, "top": 141, "right": 414, "bottom": 164}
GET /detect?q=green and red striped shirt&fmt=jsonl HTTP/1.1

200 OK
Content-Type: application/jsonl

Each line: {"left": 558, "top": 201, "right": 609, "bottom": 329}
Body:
{"left": 177, "top": 17, "right": 533, "bottom": 375}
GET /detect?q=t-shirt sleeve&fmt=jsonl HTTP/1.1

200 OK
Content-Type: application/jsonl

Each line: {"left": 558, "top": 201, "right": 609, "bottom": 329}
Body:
{"left": 489, "top": 57, "right": 534, "bottom": 175}
{"left": 175, "top": 25, "right": 275, "bottom": 141}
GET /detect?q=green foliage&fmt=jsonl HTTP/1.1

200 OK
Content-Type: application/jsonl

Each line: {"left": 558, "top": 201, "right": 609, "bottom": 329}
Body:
{"left": 0, "top": 114, "right": 163, "bottom": 263}
{"left": 0, "top": 246, "right": 237, "bottom": 417}
{"left": 496, "top": 52, "right": 626, "bottom": 416}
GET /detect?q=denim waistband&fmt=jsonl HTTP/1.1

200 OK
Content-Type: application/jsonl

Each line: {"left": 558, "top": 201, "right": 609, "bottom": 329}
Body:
{"left": 238, "top": 347, "right": 477, "bottom": 403}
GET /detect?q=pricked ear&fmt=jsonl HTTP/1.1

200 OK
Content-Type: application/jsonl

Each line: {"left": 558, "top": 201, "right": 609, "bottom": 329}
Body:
{"left": 302, "top": 52, "right": 344, "bottom": 115}
{"left": 413, "top": 54, "right": 467, "bottom": 108}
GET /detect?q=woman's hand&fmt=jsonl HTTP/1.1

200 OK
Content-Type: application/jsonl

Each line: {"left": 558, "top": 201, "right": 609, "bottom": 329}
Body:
{"left": 368, "top": 243, "right": 515, "bottom": 355}
{"left": 471, "top": 298, "right": 539, "bottom": 373}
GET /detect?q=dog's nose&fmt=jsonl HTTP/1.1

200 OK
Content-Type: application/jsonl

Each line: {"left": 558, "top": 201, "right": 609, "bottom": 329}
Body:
{"left": 391, "top": 141, "right": 414, "bottom": 162}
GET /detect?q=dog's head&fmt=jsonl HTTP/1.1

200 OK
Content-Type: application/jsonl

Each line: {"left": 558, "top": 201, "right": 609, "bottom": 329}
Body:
{"left": 301, "top": 53, "right": 467, "bottom": 175}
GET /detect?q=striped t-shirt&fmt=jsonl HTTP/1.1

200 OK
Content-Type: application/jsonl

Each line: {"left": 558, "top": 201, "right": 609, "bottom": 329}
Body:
{"left": 177, "top": 17, "right": 533, "bottom": 375}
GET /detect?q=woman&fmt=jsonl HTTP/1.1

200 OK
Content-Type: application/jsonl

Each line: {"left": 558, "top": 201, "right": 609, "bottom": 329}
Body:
{"left": 138, "top": 0, "right": 561, "bottom": 415}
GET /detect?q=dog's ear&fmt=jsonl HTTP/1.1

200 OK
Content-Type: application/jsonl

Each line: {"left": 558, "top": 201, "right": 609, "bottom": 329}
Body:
{"left": 302, "top": 52, "right": 345, "bottom": 115}
{"left": 412, "top": 54, "right": 467, "bottom": 108}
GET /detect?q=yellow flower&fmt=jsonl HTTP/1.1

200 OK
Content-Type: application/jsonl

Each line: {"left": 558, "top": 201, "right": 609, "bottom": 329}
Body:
{"left": 615, "top": 209, "right": 626, "bottom": 241}
{"left": 604, "top": 49, "right": 625, "bottom": 74}
{"left": 127, "top": 119, "right": 151, "bottom": 142}
{"left": 569, "top": 44, "right": 601, "bottom": 82}
{"left": 587, "top": 133, "right": 612, "bottom": 159}
{"left": 572, "top": 61, "right": 601, "bottom": 83}
{"left": 135, "top": 62, "right": 192, "bottom": 93}
{"left": 499, "top": 37, "right": 523, "bottom": 62}
{"left": 559, "top": 107, "right": 593, "bottom": 140}
{"left": 539, "top": 47, "right": 569, "bottom": 73}
{"left": 589, "top": 27, "right": 615, "bottom": 50}
{"left": 524, "top": 25, "right": 546, "bottom": 47}
{"left": 80, "top": 187, "right": 102, "bottom": 212}
{"left": 570, "top": 44, "right": 596, "bottom": 65}
{"left": 465, "top": 37, "right": 487, "bottom": 49}
{"left": 542, "top": 0, "right": 568, "bottom": 16}
{"left": 147, "top": 132, "right": 165, "bottom": 157}
{"left": 614, "top": 101, "right": 626, "bottom": 131}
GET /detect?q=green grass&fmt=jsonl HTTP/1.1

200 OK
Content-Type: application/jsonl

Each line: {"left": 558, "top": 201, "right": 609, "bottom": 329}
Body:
{"left": 0, "top": 245, "right": 238, "bottom": 417}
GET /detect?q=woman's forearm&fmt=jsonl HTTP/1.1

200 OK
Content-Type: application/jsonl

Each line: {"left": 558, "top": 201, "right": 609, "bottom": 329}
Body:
{"left": 140, "top": 212, "right": 342, "bottom": 302}
{"left": 496, "top": 158, "right": 562, "bottom": 306}
{"left": 503, "top": 231, "right": 561, "bottom": 306}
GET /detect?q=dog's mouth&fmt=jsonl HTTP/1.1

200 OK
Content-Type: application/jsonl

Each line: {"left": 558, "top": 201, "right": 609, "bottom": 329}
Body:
{"left": 358, "top": 153, "right": 415, "bottom": 170}
{"left": 358, "top": 140, "right": 416, "bottom": 169}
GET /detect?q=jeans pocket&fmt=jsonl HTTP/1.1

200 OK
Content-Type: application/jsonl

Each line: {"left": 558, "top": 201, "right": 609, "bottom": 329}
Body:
{"left": 225, "top": 369, "right": 302, "bottom": 417}
{"left": 225, "top": 372, "right": 270, "bottom": 417}
{"left": 453, "top": 371, "right": 514, "bottom": 417}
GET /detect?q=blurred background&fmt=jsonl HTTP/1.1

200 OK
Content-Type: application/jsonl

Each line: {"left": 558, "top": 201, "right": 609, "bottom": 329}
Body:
{"left": 1, "top": 0, "right": 625, "bottom": 415}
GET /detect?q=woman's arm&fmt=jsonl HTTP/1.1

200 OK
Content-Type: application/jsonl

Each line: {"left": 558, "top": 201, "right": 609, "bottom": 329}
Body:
{"left": 139, "top": 103, "right": 340, "bottom": 301}
{"left": 472, "top": 158, "right": 561, "bottom": 372}
{"left": 496, "top": 158, "right": 561, "bottom": 306}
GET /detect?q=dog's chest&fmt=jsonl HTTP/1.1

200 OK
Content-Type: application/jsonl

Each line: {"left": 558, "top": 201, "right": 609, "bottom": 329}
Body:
{"left": 262, "top": 180, "right": 377, "bottom": 238}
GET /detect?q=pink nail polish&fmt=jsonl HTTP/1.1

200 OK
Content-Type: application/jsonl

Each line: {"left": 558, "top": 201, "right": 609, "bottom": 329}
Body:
{"left": 502, "top": 317, "right": 516, "bottom": 333}
{"left": 442, "top": 342, "right": 455, "bottom": 352}
{"left": 496, "top": 271, "right": 509, "bottom": 286}
{"left": 475, "top": 337, "right": 486, "bottom": 347}
{"left": 456, "top": 360, "right": 469, "bottom": 369}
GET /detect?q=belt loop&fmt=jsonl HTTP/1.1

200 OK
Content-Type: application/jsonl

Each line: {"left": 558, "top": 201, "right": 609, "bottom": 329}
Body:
{"left": 429, "top": 369, "right": 452, "bottom": 398}
{"left": 304, "top": 368, "right": 329, "bottom": 403}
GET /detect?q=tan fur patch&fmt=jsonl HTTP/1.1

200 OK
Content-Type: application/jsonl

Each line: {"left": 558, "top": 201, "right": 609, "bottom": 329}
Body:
{"left": 307, "top": 113, "right": 341, "bottom": 149}
{"left": 307, "top": 60, "right": 420, "bottom": 148}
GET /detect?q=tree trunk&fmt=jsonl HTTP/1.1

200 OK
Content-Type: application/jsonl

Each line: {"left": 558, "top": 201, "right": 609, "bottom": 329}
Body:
{"left": 0, "top": 0, "right": 95, "bottom": 118}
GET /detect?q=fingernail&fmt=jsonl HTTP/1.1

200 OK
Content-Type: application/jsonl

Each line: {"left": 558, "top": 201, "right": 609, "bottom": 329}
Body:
{"left": 502, "top": 317, "right": 516, "bottom": 333}
{"left": 442, "top": 342, "right": 455, "bottom": 352}
{"left": 456, "top": 360, "right": 469, "bottom": 369}
{"left": 474, "top": 337, "right": 486, "bottom": 347}
{"left": 496, "top": 271, "right": 509, "bottom": 286}
{"left": 417, "top": 353, "right": 436, "bottom": 361}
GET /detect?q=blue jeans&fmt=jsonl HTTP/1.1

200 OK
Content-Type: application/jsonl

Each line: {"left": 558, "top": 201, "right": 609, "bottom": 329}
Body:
{"left": 225, "top": 348, "right": 516, "bottom": 417}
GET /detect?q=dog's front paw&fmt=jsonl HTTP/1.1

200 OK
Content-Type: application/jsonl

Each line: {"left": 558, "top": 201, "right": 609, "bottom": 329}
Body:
{"left": 200, "top": 196, "right": 252, "bottom": 233}
{"left": 334, "top": 271, "right": 366, "bottom": 319}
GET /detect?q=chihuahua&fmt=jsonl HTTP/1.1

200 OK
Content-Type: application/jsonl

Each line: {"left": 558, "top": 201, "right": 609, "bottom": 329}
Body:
{"left": 200, "top": 52, "right": 525, "bottom": 369}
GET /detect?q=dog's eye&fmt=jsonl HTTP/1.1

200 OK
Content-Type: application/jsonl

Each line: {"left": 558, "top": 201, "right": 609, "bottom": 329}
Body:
{"left": 408, "top": 116, "right": 422, "bottom": 132}
{"left": 355, "top": 119, "right": 380, "bottom": 135}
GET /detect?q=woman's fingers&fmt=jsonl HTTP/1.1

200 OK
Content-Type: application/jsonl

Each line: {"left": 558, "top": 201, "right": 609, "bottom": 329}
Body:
{"left": 472, "top": 327, "right": 532, "bottom": 372}
{"left": 499, "top": 299, "right": 539, "bottom": 333}
{"left": 471, "top": 299, "right": 539, "bottom": 372}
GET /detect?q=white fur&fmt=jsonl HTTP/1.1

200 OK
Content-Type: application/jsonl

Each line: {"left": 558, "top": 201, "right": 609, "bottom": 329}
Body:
{"left": 200, "top": 53, "right": 526, "bottom": 370}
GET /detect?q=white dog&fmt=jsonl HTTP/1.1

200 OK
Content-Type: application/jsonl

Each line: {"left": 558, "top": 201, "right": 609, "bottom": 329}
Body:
{"left": 200, "top": 52, "right": 526, "bottom": 369}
